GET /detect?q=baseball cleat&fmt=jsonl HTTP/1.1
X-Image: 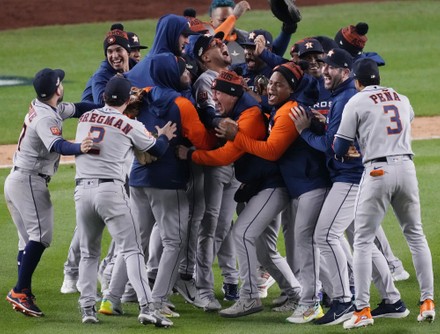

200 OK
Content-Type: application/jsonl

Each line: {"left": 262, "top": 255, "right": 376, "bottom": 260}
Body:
{"left": 98, "top": 298, "right": 123, "bottom": 315}
{"left": 194, "top": 293, "right": 222, "bottom": 312}
{"left": 81, "top": 305, "right": 99, "bottom": 324}
{"left": 60, "top": 278, "right": 78, "bottom": 294}
{"left": 371, "top": 299, "right": 410, "bottom": 318}
{"left": 6, "top": 289, "right": 44, "bottom": 317}
{"left": 286, "top": 302, "right": 324, "bottom": 324}
{"left": 222, "top": 282, "right": 239, "bottom": 301}
{"left": 219, "top": 298, "right": 263, "bottom": 318}
{"left": 342, "top": 307, "right": 374, "bottom": 329}
{"left": 315, "top": 300, "right": 354, "bottom": 326}
{"left": 391, "top": 269, "right": 410, "bottom": 282}
{"left": 256, "top": 267, "right": 276, "bottom": 299}
{"left": 139, "top": 304, "right": 173, "bottom": 328}
{"left": 417, "top": 299, "right": 435, "bottom": 322}
{"left": 155, "top": 302, "right": 180, "bottom": 318}
{"left": 272, "top": 292, "right": 288, "bottom": 307}
{"left": 174, "top": 277, "right": 197, "bottom": 304}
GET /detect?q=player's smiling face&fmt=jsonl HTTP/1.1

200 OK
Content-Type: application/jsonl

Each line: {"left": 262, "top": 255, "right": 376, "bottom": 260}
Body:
{"left": 204, "top": 39, "right": 232, "bottom": 67}
{"left": 267, "top": 72, "right": 293, "bottom": 106}
{"left": 244, "top": 46, "right": 264, "bottom": 71}
{"left": 106, "top": 45, "right": 129, "bottom": 72}
{"left": 323, "top": 64, "right": 348, "bottom": 91}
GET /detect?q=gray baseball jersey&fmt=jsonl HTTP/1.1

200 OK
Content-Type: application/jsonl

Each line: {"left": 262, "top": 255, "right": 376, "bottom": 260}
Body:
{"left": 336, "top": 86, "right": 414, "bottom": 163}
{"left": 13, "top": 99, "right": 77, "bottom": 176}
{"left": 335, "top": 85, "right": 434, "bottom": 310}
{"left": 75, "top": 106, "right": 156, "bottom": 181}
{"left": 75, "top": 106, "right": 157, "bottom": 308}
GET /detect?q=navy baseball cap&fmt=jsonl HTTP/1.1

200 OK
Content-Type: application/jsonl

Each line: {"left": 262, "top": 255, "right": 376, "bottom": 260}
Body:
{"left": 33, "top": 68, "right": 65, "bottom": 99}
{"left": 297, "top": 38, "right": 324, "bottom": 58}
{"left": 240, "top": 29, "right": 273, "bottom": 48}
{"left": 104, "top": 75, "right": 131, "bottom": 102}
{"left": 321, "top": 48, "right": 353, "bottom": 69}
{"left": 193, "top": 32, "right": 225, "bottom": 60}
{"left": 127, "top": 32, "right": 148, "bottom": 50}
{"left": 353, "top": 58, "right": 379, "bottom": 80}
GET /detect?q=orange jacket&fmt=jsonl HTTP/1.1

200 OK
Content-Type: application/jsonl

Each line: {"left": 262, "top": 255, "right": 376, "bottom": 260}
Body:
{"left": 191, "top": 105, "right": 266, "bottom": 166}
{"left": 233, "top": 100, "right": 300, "bottom": 161}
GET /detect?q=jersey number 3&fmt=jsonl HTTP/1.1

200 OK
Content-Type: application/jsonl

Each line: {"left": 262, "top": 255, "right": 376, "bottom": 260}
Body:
{"left": 384, "top": 105, "right": 402, "bottom": 135}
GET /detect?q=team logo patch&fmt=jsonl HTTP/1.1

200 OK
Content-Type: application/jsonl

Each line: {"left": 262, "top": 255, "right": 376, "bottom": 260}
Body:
{"left": 50, "top": 126, "right": 61, "bottom": 135}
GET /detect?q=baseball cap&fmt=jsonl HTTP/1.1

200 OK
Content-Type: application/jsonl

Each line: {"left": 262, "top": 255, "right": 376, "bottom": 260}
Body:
{"left": 321, "top": 48, "right": 353, "bottom": 69}
{"left": 104, "top": 75, "right": 131, "bottom": 103}
{"left": 193, "top": 32, "right": 225, "bottom": 61}
{"left": 313, "top": 35, "right": 339, "bottom": 53}
{"left": 187, "top": 17, "right": 213, "bottom": 34}
{"left": 33, "top": 68, "right": 65, "bottom": 99}
{"left": 211, "top": 70, "right": 244, "bottom": 97}
{"left": 335, "top": 22, "right": 368, "bottom": 57}
{"left": 297, "top": 38, "right": 324, "bottom": 58}
{"left": 240, "top": 29, "right": 273, "bottom": 48}
{"left": 181, "top": 20, "right": 201, "bottom": 37}
{"left": 127, "top": 32, "right": 148, "bottom": 50}
{"left": 103, "top": 23, "right": 131, "bottom": 55}
{"left": 353, "top": 58, "right": 379, "bottom": 80}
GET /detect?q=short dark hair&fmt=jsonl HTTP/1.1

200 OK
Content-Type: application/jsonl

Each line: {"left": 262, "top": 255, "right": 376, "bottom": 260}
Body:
{"left": 356, "top": 75, "right": 380, "bottom": 87}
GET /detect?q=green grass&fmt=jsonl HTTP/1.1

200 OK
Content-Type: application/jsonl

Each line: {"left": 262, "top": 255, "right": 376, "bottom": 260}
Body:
{"left": 0, "top": 140, "right": 439, "bottom": 333}
{"left": 0, "top": 1, "right": 440, "bottom": 144}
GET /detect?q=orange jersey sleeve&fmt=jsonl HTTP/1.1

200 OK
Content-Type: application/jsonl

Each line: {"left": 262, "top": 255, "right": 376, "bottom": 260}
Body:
{"left": 176, "top": 96, "right": 218, "bottom": 150}
{"left": 233, "top": 101, "right": 300, "bottom": 161}
{"left": 192, "top": 106, "right": 266, "bottom": 166}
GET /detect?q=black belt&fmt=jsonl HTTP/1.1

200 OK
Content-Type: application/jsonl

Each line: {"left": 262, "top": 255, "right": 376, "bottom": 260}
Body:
{"left": 370, "top": 155, "right": 412, "bottom": 163}
{"left": 75, "top": 179, "right": 114, "bottom": 186}
{"left": 14, "top": 167, "right": 51, "bottom": 182}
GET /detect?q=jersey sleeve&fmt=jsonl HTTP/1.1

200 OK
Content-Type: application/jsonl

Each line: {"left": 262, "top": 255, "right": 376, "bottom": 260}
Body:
{"left": 214, "top": 15, "right": 237, "bottom": 39}
{"left": 57, "top": 102, "right": 76, "bottom": 120}
{"left": 177, "top": 97, "right": 218, "bottom": 150}
{"left": 233, "top": 103, "right": 299, "bottom": 161}
{"left": 192, "top": 107, "right": 266, "bottom": 166}
{"left": 34, "top": 116, "right": 65, "bottom": 152}
{"left": 129, "top": 118, "right": 157, "bottom": 152}
{"left": 194, "top": 75, "right": 216, "bottom": 111}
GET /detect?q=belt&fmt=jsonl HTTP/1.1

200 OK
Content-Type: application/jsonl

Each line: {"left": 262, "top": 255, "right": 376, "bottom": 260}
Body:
{"left": 13, "top": 166, "right": 51, "bottom": 183}
{"left": 75, "top": 179, "right": 114, "bottom": 186}
{"left": 370, "top": 154, "right": 412, "bottom": 163}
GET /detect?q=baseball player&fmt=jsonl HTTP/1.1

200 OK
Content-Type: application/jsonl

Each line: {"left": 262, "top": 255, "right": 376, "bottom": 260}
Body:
{"left": 291, "top": 49, "right": 408, "bottom": 325}
{"left": 179, "top": 69, "right": 302, "bottom": 318}
{"left": 217, "top": 61, "right": 331, "bottom": 322}
{"left": 5, "top": 68, "right": 95, "bottom": 317}
{"left": 74, "top": 75, "right": 175, "bottom": 326}
{"left": 334, "top": 58, "right": 435, "bottom": 329}
{"left": 127, "top": 32, "right": 148, "bottom": 63}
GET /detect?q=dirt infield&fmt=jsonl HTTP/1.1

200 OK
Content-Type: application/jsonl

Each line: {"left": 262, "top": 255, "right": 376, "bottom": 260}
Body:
{"left": 0, "top": 0, "right": 386, "bottom": 30}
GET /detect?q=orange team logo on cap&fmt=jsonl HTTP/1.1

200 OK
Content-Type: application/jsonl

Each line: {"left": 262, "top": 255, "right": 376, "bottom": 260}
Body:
{"left": 50, "top": 126, "right": 61, "bottom": 135}
{"left": 328, "top": 50, "right": 335, "bottom": 57}
{"left": 107, "top": 36, "right": 116, "bottom": 44}
{"left": 305, "top": 42, "right": 314, "bottom": 49}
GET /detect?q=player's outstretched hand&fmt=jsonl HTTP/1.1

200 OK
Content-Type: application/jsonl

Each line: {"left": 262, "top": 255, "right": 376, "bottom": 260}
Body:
{"left": 289, "top": 106, "right": 311, "bottom": 134}
{"left": 176, "top": 145, "right": 190, "bottom": 160}
{"left": 233, "top": 1, "right": 251, "bottom": 19}
{"left": 156, "top": 121, "right": 177, "bottom": 141}
{"left": 80, "top": 134, "right": 94, "bottom": 153}
{"left": 216, "top": 118, "right": 238, "bottom": 141}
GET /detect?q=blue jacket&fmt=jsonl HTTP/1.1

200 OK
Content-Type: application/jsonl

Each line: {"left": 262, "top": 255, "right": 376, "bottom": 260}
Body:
{"left": 300, "top": 77, "right": 363, "bottom": 184}
{"left": 125, "top": 14, "right": 190, "bottom": 88}
{"left": 81, "top": 60, "right": 117, "bottom": 105}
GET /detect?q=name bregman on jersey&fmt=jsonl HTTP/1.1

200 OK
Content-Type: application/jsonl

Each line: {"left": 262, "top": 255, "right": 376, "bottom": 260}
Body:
{"left": 79, "top": 111, "right": 133, "bottom": 134}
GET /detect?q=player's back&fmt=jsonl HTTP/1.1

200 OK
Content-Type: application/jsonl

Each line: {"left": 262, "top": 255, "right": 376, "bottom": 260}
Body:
{"left": 351, "top": 86, "right": 414, "bottom": 160}
{"left": 75, "top": 107, "right": 144, "bottom": 182}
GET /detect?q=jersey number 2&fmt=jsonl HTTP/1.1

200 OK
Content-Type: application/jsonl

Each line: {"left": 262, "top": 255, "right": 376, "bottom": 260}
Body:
{"left": 88, "top": 126, "right": 105, "bottom": 154}
{"left": 384, "top": 105, "right": 402, "bottom": 135}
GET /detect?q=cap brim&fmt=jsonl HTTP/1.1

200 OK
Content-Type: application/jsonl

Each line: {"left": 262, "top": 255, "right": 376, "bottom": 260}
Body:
{"left": 132, "top": 46, "right": 148, "bottom": 50}
{"left": 214, "top": 31, "right": 225, "bottom": 40}
{"left": 54, "top": 69, "right": 65, "bottom": 81}
{"left": 181, "top": 27, "right": 200, "bottom": 36}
